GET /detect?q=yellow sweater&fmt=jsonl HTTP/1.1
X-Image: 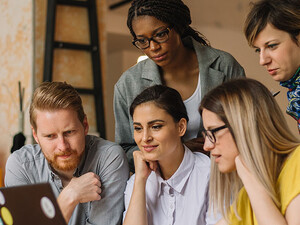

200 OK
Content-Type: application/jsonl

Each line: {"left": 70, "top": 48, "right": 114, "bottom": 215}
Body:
{"left": 228, "top": 146, "right": 300, "bottom": 224}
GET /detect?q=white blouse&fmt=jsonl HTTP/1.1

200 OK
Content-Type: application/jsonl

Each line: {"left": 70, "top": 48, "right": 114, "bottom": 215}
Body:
{"left": 123, "top": 146, "right": 218, "bottom": 225}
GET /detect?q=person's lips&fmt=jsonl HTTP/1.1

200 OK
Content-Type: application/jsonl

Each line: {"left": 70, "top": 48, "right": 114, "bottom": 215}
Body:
{"left": 212, "top": 154, "right": 221, "bottom": 163}
{"left": 55, "top": 152, "right": 72, "bottom": 160}
{"left": 58, "top": 155, "right": 71, "bottom": 159}
{"left": 152, "top": 53, "right": 167, "bottom": 61}
{"left": 267, "top": 68, "right": 278, "bottom": 75}
{"left": 142, "top": 145, "right": 158, "bottom": 152}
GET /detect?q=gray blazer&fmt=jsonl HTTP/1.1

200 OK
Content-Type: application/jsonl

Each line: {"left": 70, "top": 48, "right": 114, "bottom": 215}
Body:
{"left": 113, "top": 37, "right": 245, "bottom": 171}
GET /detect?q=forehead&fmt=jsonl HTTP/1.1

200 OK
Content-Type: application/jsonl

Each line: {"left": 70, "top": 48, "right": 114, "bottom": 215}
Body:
{"left": 202, "top": 109, "right": 223, "bottom": 128}
{"left": 132, "top": 15, "right": 168, "bottom": 35}
{"left": 133, "top": 102, "right": 170, "bottom": 121}
{"left": 253, "top": 23, "right": 292, "bottom": 46}
{"left": 35, "top": 109, "right": 80, "bottom": 129}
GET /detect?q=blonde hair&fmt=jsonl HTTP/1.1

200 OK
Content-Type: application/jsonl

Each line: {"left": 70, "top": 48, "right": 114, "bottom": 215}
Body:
{"left": 244, "top": 0, "right": 300, "bottom": 47}
{"left": 199, "top": 78, "right": 300, "bottom": 220}
{"left": 30, "top": 81, "right": 85, "bottom": 131}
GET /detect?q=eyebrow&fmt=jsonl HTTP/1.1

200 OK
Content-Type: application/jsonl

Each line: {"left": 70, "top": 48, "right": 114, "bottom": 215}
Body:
{"left": 253, "top": 39, "right": 278, "bottom": 48}
{"left": 133, "top": 119, "right": 165, "bottom": 126}
{"left": 136, "top": 26, "right": 167, "bottom": 38}
{"left": 41, "top": 132, "right": 54, "bottom": 137}
{"left": 205, "top": 125, "right": 223, "bottom": 130}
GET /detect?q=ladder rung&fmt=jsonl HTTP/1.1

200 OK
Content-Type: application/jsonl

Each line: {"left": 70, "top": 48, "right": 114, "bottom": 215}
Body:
{"left": 76, "top": 88, "right": 95, "bottom": 95}
{"left": 109, "top": 0, "right": 132, "bottom": 9}
{"left": 57, "top": 0, "right": 89, "bottom": 7}
{"left": 54, "top": 41, "right": 92, "bottom": 51}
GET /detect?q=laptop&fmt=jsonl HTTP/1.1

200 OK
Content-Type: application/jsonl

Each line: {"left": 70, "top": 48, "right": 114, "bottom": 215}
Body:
{"left": 0, "top": 183, "right": 66, "bottom": 225}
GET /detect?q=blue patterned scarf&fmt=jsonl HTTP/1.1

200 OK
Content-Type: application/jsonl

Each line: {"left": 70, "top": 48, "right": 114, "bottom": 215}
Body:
{"left": 280, "top": 67, "right": 300, "bottom": 132}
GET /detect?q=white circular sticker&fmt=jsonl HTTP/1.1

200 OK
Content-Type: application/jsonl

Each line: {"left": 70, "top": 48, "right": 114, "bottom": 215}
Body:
{"left": 40, "top": 196, "right": 55, "bottom": 219}
{"left": 0, "top": 192, "right": 5, "bottom": 205}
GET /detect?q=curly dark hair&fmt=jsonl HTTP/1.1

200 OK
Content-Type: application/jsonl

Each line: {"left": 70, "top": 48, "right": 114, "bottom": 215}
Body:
{"left": 127, "top": 0, "right": 210, "bottom": 46}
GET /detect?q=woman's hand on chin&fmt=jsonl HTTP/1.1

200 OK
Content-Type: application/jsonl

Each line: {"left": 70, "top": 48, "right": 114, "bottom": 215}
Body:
{"left": 133, "top": 151, "right": 158, "bottom": 182}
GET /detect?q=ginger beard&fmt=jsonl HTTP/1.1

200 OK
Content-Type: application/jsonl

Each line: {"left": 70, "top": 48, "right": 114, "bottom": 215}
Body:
{"left": 44, "top": 149, "right": 84, "bottom": 172}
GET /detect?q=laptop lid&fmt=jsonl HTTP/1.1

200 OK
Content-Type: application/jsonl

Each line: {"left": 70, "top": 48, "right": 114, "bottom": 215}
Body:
{"left": 0, "top": 183, "right": 66, "bottom": 225}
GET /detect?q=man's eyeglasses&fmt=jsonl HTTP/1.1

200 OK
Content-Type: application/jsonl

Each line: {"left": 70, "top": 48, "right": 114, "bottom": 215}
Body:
{"left": 132, "top": 27, "right": 172, "bottom": 50}
{"left": 202, "top": 125, "right": 227, "bottom": 144}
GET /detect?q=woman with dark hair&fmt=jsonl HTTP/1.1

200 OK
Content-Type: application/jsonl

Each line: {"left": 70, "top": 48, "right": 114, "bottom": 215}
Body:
{"left": 123, "top": 85, "right": 217, "bottom": 225}
{"left": 114, "top": 0, "right": 246, "bottom": 172}
{"left": 200, "top": 78, "right": 300, "bottom": 224}
{"left": 244, "top": 0, "right": 300, "bottom": 131}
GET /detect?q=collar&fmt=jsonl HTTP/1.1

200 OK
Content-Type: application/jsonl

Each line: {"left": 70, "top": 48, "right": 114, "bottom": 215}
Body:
{"left": 73, "top": 135, "right": 92, "bottom": 177}
{"left": 156, "top": 145, "right": 195, "bottom": 196}
{"left": 280, "top": 67, "right": 300, "bottom": 90}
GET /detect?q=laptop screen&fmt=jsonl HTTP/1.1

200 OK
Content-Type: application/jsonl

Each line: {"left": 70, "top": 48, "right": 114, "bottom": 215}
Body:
{"left": 0, "top": 183, "right": 66, "bottom": 225}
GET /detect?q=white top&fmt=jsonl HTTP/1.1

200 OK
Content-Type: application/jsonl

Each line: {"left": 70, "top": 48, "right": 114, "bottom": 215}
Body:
{"left": 123, "top": 146, "right": 218, "bottom": 225}
{"left": 183, "top": 72, "right": 202, "bottom": 140}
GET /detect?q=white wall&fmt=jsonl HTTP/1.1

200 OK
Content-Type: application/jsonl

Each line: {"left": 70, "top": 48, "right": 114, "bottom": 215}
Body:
{"left": 106, "top": 50, "right": 141, "bottom": 141}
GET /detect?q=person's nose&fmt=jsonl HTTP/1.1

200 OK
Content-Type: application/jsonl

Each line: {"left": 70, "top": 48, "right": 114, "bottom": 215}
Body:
{"left": 203, "top": 136, "right": 214, "bottom": 152}
{"left": 259, "top": 49, "right": 271, "bottom": 66}
{"left": 142, "top": 129, "right": 152, "bottom": 142}
{"left": 57, "top": 136, "right": 69, "bottom": 151}
{"left": 149, "top": 39, "right": 160, "bottom": 51}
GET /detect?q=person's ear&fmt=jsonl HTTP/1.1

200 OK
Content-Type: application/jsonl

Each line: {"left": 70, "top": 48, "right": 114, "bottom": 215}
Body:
{"left": 83, "top": 116, "right": 89, "bottom": 135}
{"left": 178, "top": 118, "right": 187, "bottom": 137}
{"left": 31, "top": 126, "right": 39, "bottom": 144}
{"left": 297, "top": 33, "right": 300, "bottom": 45}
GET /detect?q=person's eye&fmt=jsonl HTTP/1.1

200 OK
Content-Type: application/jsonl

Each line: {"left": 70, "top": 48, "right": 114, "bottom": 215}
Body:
{"left": 155, "top": 30, "right": 168, "bottom": 38}
{"left": 45, "top": 134, "right": 55, "bottom": 139}
{"left": 267, "top": 43, "right": 278, "bottom": 49}
{"left": 134, "top": 126, "right": 142, "bottom": 132}
{"left": 64, "top": 130, "right": 74, "bottom": 136}
{"left": 254, "top": 48, "right": 261, "bottom": 53}
{"left": 137, "top": 38, "right": 147, "bottom": 45}
{"left": 151, "top": 124, "right": 163, "bottom": 130}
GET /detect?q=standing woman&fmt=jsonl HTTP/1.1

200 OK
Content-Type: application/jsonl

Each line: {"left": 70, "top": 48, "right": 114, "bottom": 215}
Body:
{"left": 114, "top": 0, "right": 245, "bottom": 172}
{"left": 244, "top": 0, "right": 300, "bottom": 131}
{"left": 200, "top": 78, "right": 300, "bottom": 225}
{"left": 123, "top": 85, "right": 216, "bottom": 225}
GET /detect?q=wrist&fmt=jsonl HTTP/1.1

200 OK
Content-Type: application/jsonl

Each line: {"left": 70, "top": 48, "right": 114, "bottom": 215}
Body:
{"left": 134, "top": 175, "right": 148, "bottom": 186}
{"left": 59, "top": 187, "right": 78, "bottom": 208}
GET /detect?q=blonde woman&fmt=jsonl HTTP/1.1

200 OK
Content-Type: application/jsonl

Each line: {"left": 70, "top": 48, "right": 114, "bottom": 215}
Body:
{"left": 199, "top": 78, "right": 300, "bottom": 225}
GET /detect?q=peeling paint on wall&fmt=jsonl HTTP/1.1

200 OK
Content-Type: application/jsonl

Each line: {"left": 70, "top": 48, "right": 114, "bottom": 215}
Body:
{"left": 0, "top": 0, "right": 107, "bottom": 183}
{"left": 0, "top": 0, "right": 33, "bottom": 181}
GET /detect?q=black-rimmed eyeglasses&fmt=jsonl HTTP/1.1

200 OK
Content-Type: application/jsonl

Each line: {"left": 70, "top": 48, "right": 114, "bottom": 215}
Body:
{"left": 132, "top": 27, "right": 172, "bottom": 50}
{"left": 202, "top": 125, "right": 227, "bottom": 144}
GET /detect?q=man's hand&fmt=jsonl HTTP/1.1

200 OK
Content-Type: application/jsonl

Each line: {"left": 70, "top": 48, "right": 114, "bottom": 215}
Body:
{"left": 57, "top": 172, "right": 101, "bottom": 223}
{"left": 66, "top": 172, "right": 102, "bottom": 204}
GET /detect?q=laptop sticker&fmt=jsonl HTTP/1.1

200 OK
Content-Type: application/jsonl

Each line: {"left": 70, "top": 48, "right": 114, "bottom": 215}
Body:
{"left": 1, "top": 207, "right": 13, "bottom": 225}
{"left": 40, "top": 197, "right": 55, "bottom": 219}
{"left": 0, "top": 192, "right": 4, "bottom": 205}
